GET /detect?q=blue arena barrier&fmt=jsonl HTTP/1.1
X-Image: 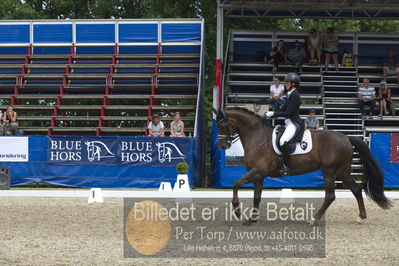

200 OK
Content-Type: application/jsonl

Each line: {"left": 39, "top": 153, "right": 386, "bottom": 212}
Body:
{"left": 1, "top": 136, "right": 200, "bottom": 189}
{"left": 370, "top": 133, "right": 399, "bottom": 188}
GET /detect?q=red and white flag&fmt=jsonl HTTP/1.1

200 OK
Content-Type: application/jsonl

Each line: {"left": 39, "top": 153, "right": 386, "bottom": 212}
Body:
{"left": 390, "top": 134, "right": 399, "bottom": 163}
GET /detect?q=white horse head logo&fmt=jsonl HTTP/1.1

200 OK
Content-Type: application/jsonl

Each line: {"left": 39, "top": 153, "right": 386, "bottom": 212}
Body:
{"left": 85, "top": 141, "right": 115, "bottom": 162}
{"left": 156, "top": 142, "right": 186, "bottom": 163}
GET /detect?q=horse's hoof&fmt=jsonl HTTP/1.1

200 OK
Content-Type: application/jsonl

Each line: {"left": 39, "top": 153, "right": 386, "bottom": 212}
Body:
{"left": 354, "top": 217, "right": 364, "bottom": 224}
{"left": 307, "top": 219, "right": 316, "bottom": 227}
{"left": 242, "top": 219, "right": 257, "bottom": 226}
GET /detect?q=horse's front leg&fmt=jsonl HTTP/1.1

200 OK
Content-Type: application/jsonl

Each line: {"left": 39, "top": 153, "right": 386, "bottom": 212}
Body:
{"left": 232, "top": 169, "right": 259, "bottom": 219}
{"left": 251, "top": 179, "right": 263, "bottom": 222}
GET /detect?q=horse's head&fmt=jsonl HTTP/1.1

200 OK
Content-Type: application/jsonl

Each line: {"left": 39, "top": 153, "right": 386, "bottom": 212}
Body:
{"left": 156, "top": 142, "right": 172, "bottom": 163}
{"left": 156, "top": 142, "right": 165, "bottom": 155}
{"left": 213, "top": 108, "right": 237, "bottom": 150}
{"left": 85, "top": 141, "right": 97, "bottom": 161}
{"left": 85, "top": 141, "right": 93, "bottom": 153}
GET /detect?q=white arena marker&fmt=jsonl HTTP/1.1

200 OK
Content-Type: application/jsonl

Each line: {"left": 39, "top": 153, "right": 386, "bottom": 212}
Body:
{"left": 159, "top": 182, "right": 172, "bottom": 192}
{"left": 173, "top": 174, "right": 191, "bottom": 192}
{"left": 279, "top": 188, "right": 295, "bottom": 204}
{"left": 88, "top": 188, "right": 104, "bottom": 203}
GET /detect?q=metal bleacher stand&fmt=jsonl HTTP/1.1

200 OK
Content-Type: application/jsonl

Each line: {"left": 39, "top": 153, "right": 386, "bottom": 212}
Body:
{"left": 224, "top": 30, "right": 399, "bottom": 177}
{"left": 0, "top": 19, "right": 204, "bottom": 137}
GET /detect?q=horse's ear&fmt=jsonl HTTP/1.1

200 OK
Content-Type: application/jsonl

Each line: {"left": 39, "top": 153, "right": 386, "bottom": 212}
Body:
{"left": 214, "top": 108, "right": 222, "bottom": 123}
{"left": 212, "top": 107, "right": 218, "bottom": 115}
{"left": 221, "top": 109, "right": 228, "bottom": 121}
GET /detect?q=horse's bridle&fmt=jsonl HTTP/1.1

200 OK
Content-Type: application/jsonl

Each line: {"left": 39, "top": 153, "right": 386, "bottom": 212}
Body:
{"left": 216, "top": 118, "right": 238, "bottom": 147}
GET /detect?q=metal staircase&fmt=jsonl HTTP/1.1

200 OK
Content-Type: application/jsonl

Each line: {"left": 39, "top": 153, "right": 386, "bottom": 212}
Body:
{"left": 322, "top": 66, "right": 363, "bottom": 176}
{"left": 323, "top": 66, "right": 363, "bottom": 137}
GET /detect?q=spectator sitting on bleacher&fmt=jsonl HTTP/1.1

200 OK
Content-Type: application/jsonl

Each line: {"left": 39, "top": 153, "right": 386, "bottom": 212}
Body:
{"left": 288, "top": 40, "right": 306, "bottom": 73}
{"left": 268, "top": 76, "right": 285, "bottom": 112}
{"left": 270, "top": 40, "right": 287, "bottom": 72}
{"left": 148, "top": 114, "right": 165, "bottom": 137}
{"left": 377, "top": 80, "right": 392, "bottom": 116}
{"left": 383, "top": 48, "right": 399, "bottom": 82}
{"left": 307, "top": 28, "right": 321, "bottom": 64}
{"left": 323, "top": 28, "right": 339, "bottom": 72}
{"left": 3, "top": 106, "right": 18, "bottom": 135}
{"left": 357, "top": 78, "right": 376, "bottom": 118}
{"left": 170, "top": 112, "right": 185, "bottom": 137}
{"left": 304, "top": 108, "right": 319, "bottom": 132}
{"left": 0, "top": 110, "right": 3, "bottom": 135}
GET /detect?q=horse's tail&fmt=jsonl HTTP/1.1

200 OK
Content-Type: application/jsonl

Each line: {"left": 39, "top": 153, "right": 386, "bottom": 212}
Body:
{"left": 349, "top": 136, "right": 392, "bottom": 209}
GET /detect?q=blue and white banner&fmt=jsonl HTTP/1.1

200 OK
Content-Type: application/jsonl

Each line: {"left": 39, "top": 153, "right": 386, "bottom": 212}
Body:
{"left": 47, "top": 136, "right": 190, "bottom": 167}
{"left": 0, "top": 136, "right": 29, "bottom": 162}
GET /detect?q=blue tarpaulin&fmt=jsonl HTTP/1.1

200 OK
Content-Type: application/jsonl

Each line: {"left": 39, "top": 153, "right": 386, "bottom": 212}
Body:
{"left": 5, "top": 136, "right": 198, "bottom": 189}
{"left": 119, "top": 23, "right": 158, "bottom": 43}
{"left": 162, "top": 23, "right": 201, "bottom": 42}
{"left": 370, "top": 133, "right": 399, "bottom": 188}
{"left": 0, "top": 24, "right": 29, "bottom": 43}
{"left": 76, "top": 24, "right": 115, "bottom": 43}
{"left": 33, "top": 24, "right": 72, "bottom": 43}
{"left": 0, "top": 20, "right": 203, "bottom": 51}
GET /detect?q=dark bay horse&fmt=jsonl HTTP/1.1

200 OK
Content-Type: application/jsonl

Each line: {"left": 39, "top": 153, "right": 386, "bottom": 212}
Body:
{"left": 214, "top": 107, "right": 391, "bottom": 224}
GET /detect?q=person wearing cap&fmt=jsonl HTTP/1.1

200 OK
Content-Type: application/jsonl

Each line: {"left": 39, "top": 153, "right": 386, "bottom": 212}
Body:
{"left": 304, "top": 108, "right": 320, "bottom": 132}
{"left": 265, "top": 73, "right": 304, "bottom": 176}
{"left": 377, "top": 80, "right": 392, "bottom": 116}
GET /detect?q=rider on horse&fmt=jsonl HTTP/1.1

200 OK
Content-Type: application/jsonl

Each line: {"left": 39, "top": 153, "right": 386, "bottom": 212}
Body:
{"left": 266, "top": 73, "right": 304, "bottom": 176}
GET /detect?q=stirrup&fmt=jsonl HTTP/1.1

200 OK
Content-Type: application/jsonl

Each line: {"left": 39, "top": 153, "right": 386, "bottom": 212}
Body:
{"left": 277, "top": 156, "right": 289, "bottom": 176}
{"left": 279, "top": 164, "right": 289, "bottom": 176}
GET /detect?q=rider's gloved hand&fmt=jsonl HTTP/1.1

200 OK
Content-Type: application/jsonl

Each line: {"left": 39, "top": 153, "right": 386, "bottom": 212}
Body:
{"left": 265, "top": 111, "right": 274, "bottom": 118}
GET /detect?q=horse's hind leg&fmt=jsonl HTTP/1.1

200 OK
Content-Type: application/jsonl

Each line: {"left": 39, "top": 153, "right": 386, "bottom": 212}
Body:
{"left": 342, "top": 173, "right": 367, "bottom": 223}
{"left": 232, "top": 169, "right": 259, "bottom": 218}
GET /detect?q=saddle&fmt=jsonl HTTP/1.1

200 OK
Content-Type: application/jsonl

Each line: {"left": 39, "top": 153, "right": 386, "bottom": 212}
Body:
{"left": 275, "top": 120, "right": 306, "bottom": 155}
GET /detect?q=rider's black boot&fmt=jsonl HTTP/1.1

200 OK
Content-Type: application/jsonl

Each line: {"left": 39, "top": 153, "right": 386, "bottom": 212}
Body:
{"left": 278, "top": 144, "right": 290, "bottom": 176}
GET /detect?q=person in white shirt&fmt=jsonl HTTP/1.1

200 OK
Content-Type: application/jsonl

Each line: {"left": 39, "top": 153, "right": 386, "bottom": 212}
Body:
{"left": 308, "top": 28, "right": 321, "bottom": 64}
{"left": 268, "top": 77, "right": 285, "bottom": 111}
{"left": 147, "top": 114, "right": 165, "bottom": 136}
{"left": 357, "top": 78, "right": 376, "bottom": 118}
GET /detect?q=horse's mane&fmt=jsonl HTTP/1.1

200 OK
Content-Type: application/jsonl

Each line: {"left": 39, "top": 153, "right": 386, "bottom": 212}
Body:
{"left": 226, "top": 107, "right": 271, "bottom": 127}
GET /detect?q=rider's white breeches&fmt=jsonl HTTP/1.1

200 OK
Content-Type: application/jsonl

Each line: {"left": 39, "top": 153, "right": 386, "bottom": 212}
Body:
{"left": 280, "top": 119, "right": 296, "bottom": 146}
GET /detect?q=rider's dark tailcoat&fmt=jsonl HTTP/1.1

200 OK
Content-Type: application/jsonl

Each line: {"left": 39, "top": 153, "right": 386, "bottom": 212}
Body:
{"left": 272, "top": 89, "right": 305, "bottom": 143}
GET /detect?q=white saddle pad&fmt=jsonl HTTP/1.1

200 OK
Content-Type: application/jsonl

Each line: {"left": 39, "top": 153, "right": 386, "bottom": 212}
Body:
{"left": 272, "top": 126, "right": 313, "bottom": 155}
